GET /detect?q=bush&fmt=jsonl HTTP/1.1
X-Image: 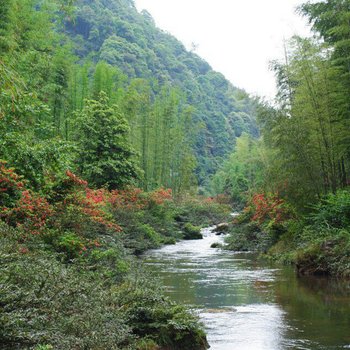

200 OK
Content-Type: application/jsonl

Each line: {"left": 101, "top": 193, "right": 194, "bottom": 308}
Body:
{"left": 115, "top": 276, "right": 208, "bottom": 350}
{"left": 308, "top": 190, "right": 350, "bottom": 229}
{"left": 183, "top": 223, "right": 203, "bottom": 240}
{"left": 0, "top": 237, "right": 131, "bottom": 349}
{"left": 0, "top": 224, "right": 208, "bottom": 349}
{"left": 225, "top": 222, "right": 271, "bottom": 252}
{"left": 175, "top": 197, "right": 231, "bottom": 227}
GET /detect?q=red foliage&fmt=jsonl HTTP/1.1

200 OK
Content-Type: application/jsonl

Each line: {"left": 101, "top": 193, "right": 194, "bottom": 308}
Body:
{"left": 86, "top": 188, "right": 109, "bottom": 204}
{"left": 3, "top": 190, "right": 53, "bottom": 234}
{"left": 0, "top": 161, "right": 25, "bottom": 200}
{"left": 79, "top": 199, "right": 122, "bottom": 232}
{"left": 149, "top": 188, "right": 172, "bottom": 205}
{"left": 249, "top": 193, "right": 291, "bottom": 225}
{"left": 60, "top": 172, "right": 122, "bottom": 233}
{"left": 0, "top": 162, "right": 52, "bottom": 234}
{"left": 110, "top": 188, "right": 146, "bottom": 210}
{"left": 0, "top": 165, "right": 174, "bottom": 243}
{"left": 66, "top": 170, "right": 88, "bottom": 187}
{"left": 61, "top": 192, "right": 122, "bottom": 234}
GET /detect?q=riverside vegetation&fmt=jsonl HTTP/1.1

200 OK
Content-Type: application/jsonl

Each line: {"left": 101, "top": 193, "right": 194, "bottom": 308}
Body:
{"left": 0, "top": 162, "right": 229, "bottom": 349}
{"left": 0, "top": 1, "right": 232, "bottom": 348}
{"left": 211, "top": 1, "right": 350, "bottom": 277}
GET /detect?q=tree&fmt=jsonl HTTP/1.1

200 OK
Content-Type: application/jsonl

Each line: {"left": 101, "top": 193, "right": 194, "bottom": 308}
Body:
{"left": 0, "top": 0, "right": 14, "bottom": 53}
{"left": 300, "top": 0, "right": 350, "bottom": 164}
{"left": 257, "top": 36, "right": 350, "bottom": 209}
{"left": 74, "top": 92, "right": 140, "bottom": 189}
{"left": 210, "top": 133, "right": 266, "bottom": 204}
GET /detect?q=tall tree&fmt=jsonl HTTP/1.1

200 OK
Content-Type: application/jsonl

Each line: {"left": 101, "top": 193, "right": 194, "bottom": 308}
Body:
{"left": 74, "top": 92, "right": 140, "bottom": 189}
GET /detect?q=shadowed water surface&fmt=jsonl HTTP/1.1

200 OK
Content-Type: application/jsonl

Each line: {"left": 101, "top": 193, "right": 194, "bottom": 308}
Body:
{"left": 143, "top": 226, "right": 350, "bottom": 350}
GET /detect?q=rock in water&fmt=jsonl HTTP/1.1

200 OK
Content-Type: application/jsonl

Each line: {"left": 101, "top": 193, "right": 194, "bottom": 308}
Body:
{"left": 214, "top": 223, "right": 229, "bottom": 235}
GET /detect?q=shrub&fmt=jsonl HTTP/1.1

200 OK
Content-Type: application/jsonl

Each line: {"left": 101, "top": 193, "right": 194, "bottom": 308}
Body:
{"left": 2, "top": 190, "right": 53, "bottom": 235}
{"left": 308, "top": 190, "right": 350, "bottom": 229}
{"left": 114, "top": 276, "right": 208, "bottom": 350}
{"left": 0, "top": 236, "right": 132, "bottom": 349}
{"left": 250, "top": 193, "right": 293, "bottom": 225}
{"left": 0, "top": 160, "right": 24, "bottom": 207}
{"left": 183, "top": 223, "right": 202, "bottom": 240}
{"left": 175, "top": 196, "right": 231, "bottom": 227}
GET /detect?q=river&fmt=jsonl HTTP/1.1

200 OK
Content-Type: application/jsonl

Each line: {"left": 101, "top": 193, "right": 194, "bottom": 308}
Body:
{"left": 143, "top": 225, "right": 350, "bottom": 350}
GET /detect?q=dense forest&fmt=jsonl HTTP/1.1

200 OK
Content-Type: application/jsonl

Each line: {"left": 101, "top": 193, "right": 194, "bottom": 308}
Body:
{"left": 1, "top": 0, "right": 350, "bottom": 349}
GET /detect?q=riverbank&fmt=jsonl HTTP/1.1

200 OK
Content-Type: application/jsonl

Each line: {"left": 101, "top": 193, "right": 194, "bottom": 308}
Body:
{"left": 224, "top": 191, "right": 350, "bottom": 278}
{"left": 0, "top": 165, "right": 231, "bottom": 349}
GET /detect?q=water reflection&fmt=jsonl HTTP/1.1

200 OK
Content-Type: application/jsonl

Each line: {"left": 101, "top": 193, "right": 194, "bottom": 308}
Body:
{"left": 143, "top": 227, "right": 350, "bottom": 350}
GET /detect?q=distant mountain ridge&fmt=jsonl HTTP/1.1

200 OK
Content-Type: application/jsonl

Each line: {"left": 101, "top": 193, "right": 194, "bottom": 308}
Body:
{"left": 65, "top": 0, "right": 258, "bottom": 184}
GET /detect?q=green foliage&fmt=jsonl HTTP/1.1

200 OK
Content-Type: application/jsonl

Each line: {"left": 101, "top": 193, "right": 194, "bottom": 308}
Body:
{"left": 115, "top": 277, "right": 208, "bottom": 350}
{"left": 74, "top": 91, "right": 140, "bottom": 189}
{"left": 225, "top": 221, "right": 270, "bottom": 252}
{"left": 267, "top": 221, "right": 350, "bottom": 277}
{"left": 0, "top": 232, "right": 132, "bottom": 350}
{"left": 243, "top": 191, "right": 350, "bottom": 277}
{"left": 0, "top": 0, "right": 14, "bottom": 53}
{"left": 258, "top": 37, "right": 350, "bottom": 208}
{"left": 0, "top": 134, "right": 76, "bottom": 191}
{"left": 34, "top": 345, "right": 53, "bottom": 350}
{"left": 308, "top": 190, "right": 350, "bottom": 229}
{"left": 300, "top": 0, "right": 350, "bottom": 97}
{"left": 55, "top": 231, "right": 86, "bottom": 259}
{"left": 122, "top": 81, "right": 197, "bottom": 192}
{"left": 210, "top": 133, "right": 266, "bottom": 205}
{"left": 65, "top": 0, "right": 258, "bottom": 183}
{"left": 182, "top": 223, "right": 202, "bottom": 240}
{"left": 175, "top": 197, "right": 231, "bottom": 227}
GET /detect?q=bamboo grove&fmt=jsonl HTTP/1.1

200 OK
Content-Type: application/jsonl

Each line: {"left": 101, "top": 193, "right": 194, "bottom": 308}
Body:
{"left": 211, "top": 0, "right": 350, "bottom": 211}
{"left": 0, "top": 0, "right": 197, "bottom": 194}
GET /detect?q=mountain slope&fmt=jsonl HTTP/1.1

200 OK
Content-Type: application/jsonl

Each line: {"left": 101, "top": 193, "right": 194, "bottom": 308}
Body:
{"left": 65, "top": 0, "right": 258, "bottom": 184}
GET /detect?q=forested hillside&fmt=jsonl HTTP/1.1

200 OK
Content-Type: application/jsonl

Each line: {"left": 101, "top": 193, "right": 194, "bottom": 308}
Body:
{"left": 64, "top": 0, "right": 258, "bottom": 184}
{"left": 0, "top": 0, "right": 258, "bottom": 192}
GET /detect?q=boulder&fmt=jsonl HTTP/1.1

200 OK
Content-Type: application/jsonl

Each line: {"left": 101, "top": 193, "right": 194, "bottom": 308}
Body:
{"left": 213, "top": 223, "right": 229, "bottom": 235}
{"left": 182, "top": 223, "right": 203, "bottom": 240}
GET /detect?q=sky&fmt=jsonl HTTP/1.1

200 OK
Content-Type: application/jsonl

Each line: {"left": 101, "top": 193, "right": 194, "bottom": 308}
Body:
{"left": 134, "top": 0, "right": 312, "bottom": 99}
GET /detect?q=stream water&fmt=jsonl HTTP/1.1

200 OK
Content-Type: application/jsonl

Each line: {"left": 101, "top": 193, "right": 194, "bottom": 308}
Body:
{"left": 143, "top": 225, "right": 350, "bottom": 350}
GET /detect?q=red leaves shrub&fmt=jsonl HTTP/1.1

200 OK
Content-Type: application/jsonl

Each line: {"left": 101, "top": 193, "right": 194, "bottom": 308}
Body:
{"left": 2, "top": 190, "right": 53, "bottom": 234}
{"left": 248, "top": 193, "right": 293, "bottom": 225}
{"left": 149, "top": 188, "right": 172, "bottom": 205}
{"left": 86, "top": 188, "right": 108, "bottom": 204}
{"left": 0, "top": 160, "right": 25, "bottom": 206}
{"left": 0, "top": 162, "right": 52, "bottom": 234}
{"left": 66, "top": 170, "right": 88, "bottom": 187}
{"left": 110, "top": 188, "right": 146, "bottom": 210}
{"left": 1, "top": 164, "right": 174, "bottom": 241}
{"left": 57, "top": 174, "right": 122, "bottom": 234}
{"left": 77, "top": 194, "right": 122, "bottom": 233}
